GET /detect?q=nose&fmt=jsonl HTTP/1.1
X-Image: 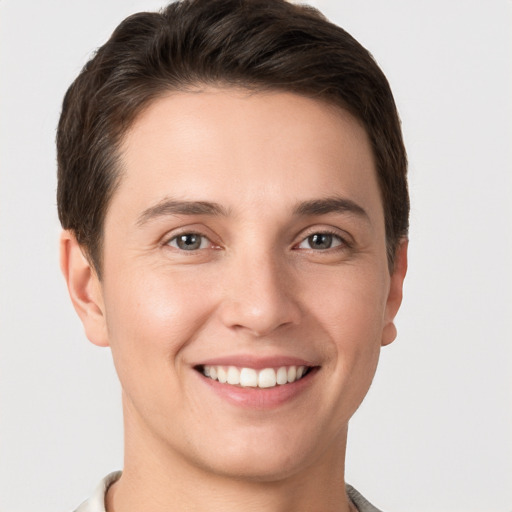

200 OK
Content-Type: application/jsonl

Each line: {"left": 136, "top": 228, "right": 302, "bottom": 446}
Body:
{"left": 218, "top": 249, "right": 302, "bottom": 337}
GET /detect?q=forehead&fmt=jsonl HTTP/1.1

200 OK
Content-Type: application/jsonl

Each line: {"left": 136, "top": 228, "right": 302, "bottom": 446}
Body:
{"left": 113, "top": 88, "right": 382, "bottom": 223}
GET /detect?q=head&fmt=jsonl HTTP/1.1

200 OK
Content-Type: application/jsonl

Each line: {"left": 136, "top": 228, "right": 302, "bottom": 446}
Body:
{"left": 57, "top": 0, "right": 409, "bottom": 490}
{"left": 57, "top": 0, "right": 408, "bottom": 278}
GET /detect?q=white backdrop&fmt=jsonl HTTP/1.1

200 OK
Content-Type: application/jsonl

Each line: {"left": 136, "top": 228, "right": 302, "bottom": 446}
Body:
{"left": 0, "top": 1, "right": 510, "bottom": 511}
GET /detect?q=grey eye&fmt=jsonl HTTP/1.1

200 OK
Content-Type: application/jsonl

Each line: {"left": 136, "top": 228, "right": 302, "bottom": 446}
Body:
{"left": 298, "top": 233, "right": 342, "bottom": 250}
{"left": 309, "top": 233, "right": 333, "bottom": 249}
{"left": 169, "top": 233, "right": 208, "bottom": 251}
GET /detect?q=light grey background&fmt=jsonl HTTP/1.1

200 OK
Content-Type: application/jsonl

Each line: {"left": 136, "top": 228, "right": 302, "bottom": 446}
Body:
{"left": 1, "top": 1, "right": 511, "bottom": 511}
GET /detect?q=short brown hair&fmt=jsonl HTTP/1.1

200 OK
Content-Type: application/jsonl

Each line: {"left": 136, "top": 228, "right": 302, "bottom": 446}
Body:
{"left": 57, "top": 0, "right": 409, "bottom": 277}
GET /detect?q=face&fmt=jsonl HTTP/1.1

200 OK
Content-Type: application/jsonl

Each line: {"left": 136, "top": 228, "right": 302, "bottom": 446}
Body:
{"left": 67, "top": 88, "right": 406, "bottom": 482}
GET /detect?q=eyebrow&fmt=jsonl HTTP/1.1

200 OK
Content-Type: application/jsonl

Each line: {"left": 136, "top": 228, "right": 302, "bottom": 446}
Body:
{"left": 136, "top": 195, "right": 369, "bottom": 226}
{"left": 137, "top": 198, "right": 229, "bottom": 226}
{"left": 293, "top": 196, "right": 369, "bottom": 221}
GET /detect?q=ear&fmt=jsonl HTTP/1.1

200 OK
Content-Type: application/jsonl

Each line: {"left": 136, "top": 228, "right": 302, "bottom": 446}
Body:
{"left": 60, "top": 230, "right": 109, "bottom": 347}
{"left": 381, "top": 239, "right": 408, "bottom": 347}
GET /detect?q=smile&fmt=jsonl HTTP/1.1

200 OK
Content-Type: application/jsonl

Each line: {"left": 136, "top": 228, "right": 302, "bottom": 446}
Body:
{"left": 198, "top": 365, "right": 312, "bottom": 389}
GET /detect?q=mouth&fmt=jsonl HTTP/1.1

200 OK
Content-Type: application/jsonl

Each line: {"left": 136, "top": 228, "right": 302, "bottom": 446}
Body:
{"left": 195, "top": 364, "right": 314, "bottom": 389}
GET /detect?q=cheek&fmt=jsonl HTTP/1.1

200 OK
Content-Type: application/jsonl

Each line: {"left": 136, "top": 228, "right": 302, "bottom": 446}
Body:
{"left": 102, "top": 267, "right": 216, "bottom": 380}
{"left": 100, "top": 266, "right": 223, "bottom": 434}
{"left": 308, "top": 264, "right": 389, "bottom": 340}
{"left": 307, "top": 267, "right": 388, "bottom": 398}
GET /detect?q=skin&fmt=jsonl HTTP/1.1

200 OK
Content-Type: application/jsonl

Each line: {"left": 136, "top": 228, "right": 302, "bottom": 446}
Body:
{"left": 61, "top": 88, "right": 407, "bottom": 512}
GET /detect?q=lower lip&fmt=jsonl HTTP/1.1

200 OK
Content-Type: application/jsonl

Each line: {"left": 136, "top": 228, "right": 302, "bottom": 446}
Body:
{"left": 196, "top": 368, "right": 318, "bottom": 409}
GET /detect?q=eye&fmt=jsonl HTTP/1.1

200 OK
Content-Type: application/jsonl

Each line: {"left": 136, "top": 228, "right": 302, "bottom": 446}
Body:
{"left": 167, "top": 233, "right": 211, "bottom": 251}
{"left": 297, "top": 232, "right": 344, "bottom": 250}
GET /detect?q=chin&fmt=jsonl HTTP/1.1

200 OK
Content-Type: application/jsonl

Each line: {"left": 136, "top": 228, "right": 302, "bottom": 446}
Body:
{"left": 199, "top": 450, "right": 309, "bottom": 483}
{"left": 183, "top": 424, "right": 328, "bottom": 483}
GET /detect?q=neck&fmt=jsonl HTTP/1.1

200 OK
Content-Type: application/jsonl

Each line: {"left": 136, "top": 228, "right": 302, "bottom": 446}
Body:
{"left": 107, "top": 396, "right": 354, "bottom": 512}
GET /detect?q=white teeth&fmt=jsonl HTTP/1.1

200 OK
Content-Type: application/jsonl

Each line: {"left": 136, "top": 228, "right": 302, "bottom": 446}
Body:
{"left": 258, "top": 368, "right": 277, "bottom": 388}
{"left": 217, "top": 367, "right": 227, "bottom": 383}
{"left": 276, "top": 366, "right": 288, "bottom": 385}
{"left": 227, "top": 366, "right": 240, "bottom": 385}
{"left": 201, "top": 365, "right": 310, "bottom": 388}
{"left": 240, "top": 368, "right": 258, "bottom": 387}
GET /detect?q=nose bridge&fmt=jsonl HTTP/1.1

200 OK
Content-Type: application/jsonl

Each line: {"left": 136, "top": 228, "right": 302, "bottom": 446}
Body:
{"left": 219, "top": 242, "right": 300, "bottom": 336}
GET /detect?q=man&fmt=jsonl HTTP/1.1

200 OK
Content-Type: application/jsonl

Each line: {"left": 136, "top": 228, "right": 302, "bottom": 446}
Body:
{"left": 58, "top": 1, "right": 408, "bottom": 511}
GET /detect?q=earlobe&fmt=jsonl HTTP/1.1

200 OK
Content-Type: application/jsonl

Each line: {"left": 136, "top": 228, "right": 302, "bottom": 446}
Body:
{"left": 60, "top": 230, "right": 109, "bottom": 347}
{"left": 381, "top": 239, "right": 408, "bottom": 347}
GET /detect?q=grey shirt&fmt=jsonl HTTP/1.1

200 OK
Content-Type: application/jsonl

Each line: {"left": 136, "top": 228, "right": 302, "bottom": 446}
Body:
{"left": 74, "top": 471, "right": 383, "bottom": 512}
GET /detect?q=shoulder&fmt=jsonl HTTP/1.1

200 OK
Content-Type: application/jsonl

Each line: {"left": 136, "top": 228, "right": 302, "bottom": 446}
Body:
{"left": 73, "top": 473, "right": 382, "bottom": 512}
{"left": 346, "top": 484, "right": 384, "bottom": 512}
{"left": 73, "top": 471, "right": 122, "bottom": 512}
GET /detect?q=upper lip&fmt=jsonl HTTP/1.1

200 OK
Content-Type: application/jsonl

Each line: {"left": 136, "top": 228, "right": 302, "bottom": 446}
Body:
{"left": 193, "top": 354, "right": 317, "bottom": 370}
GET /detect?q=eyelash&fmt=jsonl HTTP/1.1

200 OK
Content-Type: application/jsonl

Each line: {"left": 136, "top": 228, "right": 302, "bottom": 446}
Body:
{"left": 164, "top": 229, "right": 350, "bottom": 253}
{"left": 294, "top": 229, "right": 350, "bottom": 252}
{"left": 165, "top": 232, "right": 217, "bottom": 252}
